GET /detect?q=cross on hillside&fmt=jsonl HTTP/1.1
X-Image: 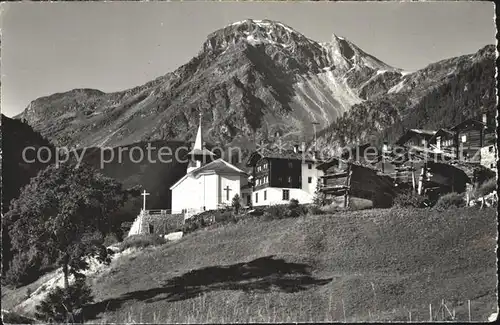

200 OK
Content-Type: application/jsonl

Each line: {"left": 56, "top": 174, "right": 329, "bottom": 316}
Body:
{"left": 224, "top": 186, "right": 232, "bottom": 201}
{"left": 142, "top": 190, "right": 150, "bottom": 211}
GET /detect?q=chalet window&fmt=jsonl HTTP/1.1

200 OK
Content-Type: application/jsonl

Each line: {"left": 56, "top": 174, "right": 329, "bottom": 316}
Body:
{"left": 288, "top": 162, "right": 293, "bottom": 168}
{"left": 461, "top": 135, "right": 467, "bottom": 143}
{"left": 308, "top": 163, "right": 312, "bottom": 169}
{"left": 264, "top": 176, "right": 268, "bottom": 183}
{"left": 489, "top": 146, "right": 494, "bottom": 153}
{"left": 282, "top": 189, "right": 290, "bottom": 200}
{"left": 288, "top": 176, "right": 292, "bottom": 183}
{"left": 308, "top": 177, "right": 312, "bottom": 183}
{"left": 255, "top": 192, "right": 258, "bottom": 203}
{"left": 491, "top": 164, "right": 495, "bottom": 169}
{"left": 264, "top": 190, "right": 267, "bottom": 201}
{"left": 149, "top": 224, "right": 154, "bottom": 234}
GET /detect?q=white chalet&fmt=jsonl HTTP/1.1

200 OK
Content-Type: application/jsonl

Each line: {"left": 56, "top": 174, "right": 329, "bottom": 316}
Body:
{"left": 245, "top": 147, "right": 324, "bottom": 206}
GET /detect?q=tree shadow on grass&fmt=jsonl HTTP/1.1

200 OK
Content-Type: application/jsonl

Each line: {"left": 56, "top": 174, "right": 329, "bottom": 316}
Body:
{"left": 83, "top": 255, "right": 332, "bottom": 320}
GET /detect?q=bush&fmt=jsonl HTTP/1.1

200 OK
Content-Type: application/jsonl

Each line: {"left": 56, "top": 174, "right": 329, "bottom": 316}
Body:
{"left": 103, "top": 233, "right": 120, "bottom": 247}
{"left": 288, "top": 199, "right": 300, "bottom": 209}
{"left": 262, "top": 205, "right": 289, "bottom": 220}
{"left": 119, "top": 234, "right": 166, "bottom": 252}
{"left": 434, "top": 192, "right": 466, "bottom": 209}
{"left": 319, "top": 204, "right": 344, "bottom": 214}
{"left": 5, "top": 252, "right": 43, "bottom": 287}
{"left": 393, "top": 190, "right": 428, "bottom": 208}
{"left": 262, "top": 201, "right": 308, "bottom": 221}
{"left": 35, "top": 279, "right": 93, "bottom": 323}
{"left": 2, "top": 310, "right": 35, "bottom": 324}
{"left": 307, "top": 204, "right": 326, "bottom": 215}
{"left": 475, "top": 177, "right": 497, "bottom": 198}
{"left": 182, "top": 209, "right": 236, "bottom": 234}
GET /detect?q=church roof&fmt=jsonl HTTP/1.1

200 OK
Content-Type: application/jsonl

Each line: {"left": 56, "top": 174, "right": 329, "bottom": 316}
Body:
{"left": 191, "top": 158, "right": 246, "bottom": 177}
{"left": 170, "top": 158, "right": 247, "bottom": 190}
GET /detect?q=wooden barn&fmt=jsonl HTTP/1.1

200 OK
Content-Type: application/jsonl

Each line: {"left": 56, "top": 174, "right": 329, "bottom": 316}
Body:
{"left": 428, "top": 128, "right": 456, "bottom": 155}
{"left": 395, "top": 129, "right": 437, "bottom": 147}
{"left": 450, "top": 118, "right": 485, "bottom": 162}
{"left": 380, "top": 152, "right": 472, "bottom": 199}
{"left": 316, "top": 157, "right": 396, "bottom": 208}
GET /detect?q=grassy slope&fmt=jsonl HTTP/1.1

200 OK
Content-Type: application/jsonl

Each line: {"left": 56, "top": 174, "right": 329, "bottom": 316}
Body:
{"left": 3, "top": 208, "right": 498, "bottom": 323}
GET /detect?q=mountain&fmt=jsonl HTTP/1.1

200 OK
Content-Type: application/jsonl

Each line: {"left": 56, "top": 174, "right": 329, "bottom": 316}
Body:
{"left": 14, "top": 20, "right": 496, "bottom": 156}
{"left": 18, "top": 19, "right": 402, "bottom": 149}
{"left": 0, "top": 115, "right": 55, "bottom": 213}
{"left": 317, "top": 44, "right": 497, "bottom": 149}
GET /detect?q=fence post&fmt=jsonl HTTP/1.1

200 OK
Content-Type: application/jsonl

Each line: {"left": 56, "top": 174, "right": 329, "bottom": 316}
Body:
{"left": 342, "top": 299, "right": 346, "bottom": 322}
{"left": 442, "top": 299, "right": 445, "bottom": 320}
{"left": 429, "top": 303, "right": 432, "bottom": 321}
{"left": 468, "top": 300, "right": 471, "bottom": 322}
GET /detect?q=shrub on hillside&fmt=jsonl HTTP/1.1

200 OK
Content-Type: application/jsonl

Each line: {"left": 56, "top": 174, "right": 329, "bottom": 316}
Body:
{"left": 306, "top": 204, "right": 327, "bottom": 215}
{"left": 262, "top": 205, "right": 288, "bottom": 220}
{"left": 119, "top": 234, "right": 166, "bottom": 252}
{"left": 5, "top": 251, "right": 43, "bottom": 287}
{"left": 35, "top": 279, "right": 93, "bottom": 323}
{"left": 434, "top": 192, "right": 466, "bottom": 209}
{"left": 475, "top": 177, "right": 497, "bottom": 198}
{"left": 182, "top": 209, "right": 237, "bottom": 234}
{"left": 103, "top": 233, "right": 120, "bottom": 247}
{"left": 393, "top": 190, "right": 428, "bottom": 208}
{"left": 262, "top": 201, "right": 308, "bottom": 220}
{"left": 319, "top": 204, "right": 344, "bottom": 214}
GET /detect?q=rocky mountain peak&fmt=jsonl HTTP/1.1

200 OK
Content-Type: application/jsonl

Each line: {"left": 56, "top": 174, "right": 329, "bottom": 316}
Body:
{"left": 202, "top": 19, "right": 313, "bottom": 54}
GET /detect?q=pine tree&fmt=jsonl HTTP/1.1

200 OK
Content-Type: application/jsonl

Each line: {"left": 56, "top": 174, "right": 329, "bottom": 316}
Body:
{"left": 232, "top": 194, "right": 241, "bottom": 214}
{"left": 312, "top": 180, "right": 326, "bottom": 206}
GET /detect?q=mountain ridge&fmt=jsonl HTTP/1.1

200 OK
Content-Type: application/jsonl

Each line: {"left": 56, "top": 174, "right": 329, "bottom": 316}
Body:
{"left": 15, "top": 20, "right": 496, "bottom": 153}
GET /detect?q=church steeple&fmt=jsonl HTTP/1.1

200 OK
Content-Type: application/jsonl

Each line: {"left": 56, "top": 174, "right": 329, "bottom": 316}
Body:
{"left": 187, "top": 112, "right": 215, "bottom": 173}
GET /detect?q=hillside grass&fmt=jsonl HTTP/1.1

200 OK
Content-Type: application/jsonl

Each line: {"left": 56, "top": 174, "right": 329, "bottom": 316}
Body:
{"left": 3, "top": 207, "right": 497, "bottom": 323}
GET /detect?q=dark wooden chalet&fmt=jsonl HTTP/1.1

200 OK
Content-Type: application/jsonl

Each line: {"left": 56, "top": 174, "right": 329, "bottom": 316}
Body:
{"left": 316, "top": 157, "right": 395, "bottom": 208}
{"left": 450, "top": 118, "right": 485, "bottom": 162}
{"left": 380, "top": 151, "right": 473, "bottom": 198}
{"left": 246, "top": 149, "right": 318, "bottom": 192}
{"left": 395, "top": 129, "right": 437, "bottom": 147}
{"left": 428, "top": 128, "right": 456, "bottom": 155}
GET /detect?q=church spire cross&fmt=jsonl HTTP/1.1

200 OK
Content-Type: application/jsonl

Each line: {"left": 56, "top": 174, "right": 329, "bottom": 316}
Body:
{"left": 141, "top": 190, "right": 150, "bottom": 211}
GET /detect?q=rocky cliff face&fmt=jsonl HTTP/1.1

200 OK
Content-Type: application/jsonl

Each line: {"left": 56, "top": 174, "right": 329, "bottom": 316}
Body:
{"left": 317, "top": 44, "right": 497, "bottom": 150}
{"left": 19, "top": 19, "right": 401, "bottom": 149}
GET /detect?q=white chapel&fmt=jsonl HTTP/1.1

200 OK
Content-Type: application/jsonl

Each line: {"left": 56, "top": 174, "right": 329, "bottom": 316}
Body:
{"left": 170, "top": 114, "right": 250, "bottom": 218}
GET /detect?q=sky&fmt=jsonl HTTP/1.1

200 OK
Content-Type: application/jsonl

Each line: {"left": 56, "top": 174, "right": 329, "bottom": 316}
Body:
{"left": 0, "top": 1, "right": 496, "bottom": 117}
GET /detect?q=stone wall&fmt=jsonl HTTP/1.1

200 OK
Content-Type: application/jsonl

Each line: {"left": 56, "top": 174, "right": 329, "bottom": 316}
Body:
{"left": 128, "top": 210, "right": 184, "bottom": 236}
